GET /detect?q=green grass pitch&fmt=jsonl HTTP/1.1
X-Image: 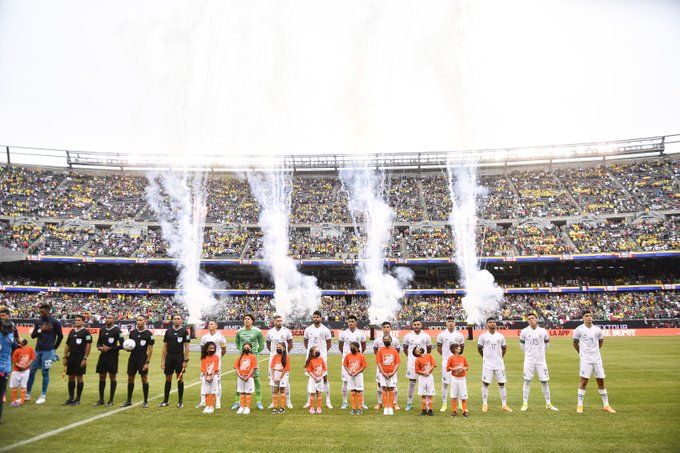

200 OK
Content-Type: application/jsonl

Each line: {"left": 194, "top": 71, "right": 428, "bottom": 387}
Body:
{"left": 1, "top": 336, "right": 679, "bottom": 452}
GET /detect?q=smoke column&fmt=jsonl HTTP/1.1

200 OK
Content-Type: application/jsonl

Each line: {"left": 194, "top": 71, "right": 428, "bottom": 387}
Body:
{"left": 145, "top": 170, "right": 218, "bottom": 325}
{"left": 340, "top": 166, "right": 414, "bottom": 324}
{"left": 247, "top": 166, "right": 321, "bottom": 321}
{"left": 447, "top": 163, "right": 503, "bottom": 324}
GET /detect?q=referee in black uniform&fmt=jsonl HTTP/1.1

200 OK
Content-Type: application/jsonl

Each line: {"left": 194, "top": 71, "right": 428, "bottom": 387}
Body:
{"left": 159, "top": 314, "right": 190, "bottom": 408}
{"left": 95, "top": 314, "right": 124, "bottom": 407}
{"left": 62, "top": 315, "right": 91, "bottom": 406}
{"left": 121, "top": 315, "right": 154, "bottom": 408}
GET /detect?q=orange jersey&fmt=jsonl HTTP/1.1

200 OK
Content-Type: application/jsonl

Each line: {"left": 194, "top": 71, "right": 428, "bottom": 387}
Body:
{"left": 343, "top": 352, "right": 367, "bottom": 375}
{"left": 201, "top": 354, "right": 220, "bottom": 379}
{"left": 270, "top": 353, "right": 291, "bottom": 373}
{"left": 446, "top": 355, "right": 469, "bottom": 378}
{"left": 12, "top": 346, "right": 36, "bottom": 371}
{"left": 305, "top": 356, "right": 327, "bottom": 378}
{"left": 375, "top": 347, "right": 400, "bottom": 374}
{"left": 234, "top": 354, "right": 258, "bottom": 376}
{"left": 415, "top": 354, "right": 436, "bottom": 376}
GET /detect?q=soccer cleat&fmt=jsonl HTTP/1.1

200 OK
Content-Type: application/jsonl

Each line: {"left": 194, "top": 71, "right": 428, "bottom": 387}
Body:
{"left": 341, "top": 403, "right": 348, "bottom": 410}
{"left": 94, "top": 400, "right": 105, "bottom": 407}
{"left": 502, "top": 405, "right": 513, "bottom": 413}
{"left": 383, "top": 407, "right": 389, "bottom": 416}
{"left": 362, "top": 403, "right": 368, "bottom": 409}
{"left": 428, "top": 409, "right": 434, "bottom": 416}
{"left": 388, "top": 407, "right": 394, "bottom": 415}
{"left": 350, "top": 409, "right": 356, "bottom": 415}
{"left": 315, "top": 407, "right": 322, "bottom": 414}
{"left": 63, "top": 399, "right": 74, "bottom": 406}
{"left": 196, "top": 402, "right": 206, "bottom": 409}
{"left": 521, "top": 403, "right": 529, "bottom": 412}
{"left": 462, "top": 411, "right": 469, "bottom": 418}
{"left": 481, "top": 404, "right": 488, "bottom": 413}
{"left": 203, "top": 406, "right": 214, "bottom": 414}
{"left": 158, "top": 401, "right": 169, "bottom": 407}
{"left": 576, "top": 405, "right": 584, "bottom": 414}
{"left": 10, "top": 401, "right": 21, "bottom": 408}
{"left": 177, "top": 401, "right": 184, "bottom": 408}
{"left": 231, "top": 402, "right": 241, "bottom": 410}
{"left": 603, "top": 406, "right": 616, "bottom": 413}
{"left": 546, "top": 403, "right": 559, "bottom": 411}
{"left": 69, "top": 400, "right": 80, "bottom": 406}
{"left": 421, "top": 409, "right": 428, "bottom": 416}
{"left": 440, "top": 403, "right": 448, "bottom": 412}
{"left": 357, "top": 409, "right": 363, "bottom": 415}
{"left": 374, "top": 403, "right": 382, "bottom": 410}
{"left": 36, "top": 395, "right": 46, "bottom": 405}
{"left": 120, "top": 401, "right": 132, "bottom": 408}
{"left": 236, "top": 406, "right": 245, "bottom": 414}
{"left": 279, "top": 408, "right": 286, "bottom": 414}
{"left": 405, "top": 403, "right": 413, "bottom": 411}
{"left": 25, "top": 394, "right": 31, "bottom": 402}
{"left": 326, "top": 400, "right": 333, "bottom": 409}
{"left": 394, "top": 404, "right": 401, "bottom": 411}
{"left": 142, "top": 401, "right": 149, "bottom": 408}
{"left": 215, "top": 401, "right": 221, "bottom": 410}
{"left": 287, "top": 402, "right": 294, "bottom": 409}
{"left": 309, "top": 407, "right": 315, "bottom": 415}
{"left": 451, "top": 411, "right": 457, "bottom": 417}
{"left": 243, "top": 407, "right": 251, "bottom": 415}
{"left": 267, "top": 403, "right": 275, "bottom": 409}
{"left": 105, "top": 401, "right": 114, "bottom": 407}
{"left": 256, "top": 402, "right": 264, "bottom": 410}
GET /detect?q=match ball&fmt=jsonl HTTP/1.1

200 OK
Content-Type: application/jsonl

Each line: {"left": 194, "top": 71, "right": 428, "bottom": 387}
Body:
{"left": 123, "top": 339, "right": 136, "bottom": 351}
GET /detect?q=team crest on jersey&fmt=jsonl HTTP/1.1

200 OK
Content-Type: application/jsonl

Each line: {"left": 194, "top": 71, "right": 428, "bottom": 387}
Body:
{"left": 177, "top": 337, "right": 183, "bottom": 343}
{"left": 108, "top": 337, "right": 114, "bottom": 344}
{"left": 140, "top": 340, "right": 146, "bottom": 346}
{"left": 76, "top": 338, "right": 82, "bottom": 345}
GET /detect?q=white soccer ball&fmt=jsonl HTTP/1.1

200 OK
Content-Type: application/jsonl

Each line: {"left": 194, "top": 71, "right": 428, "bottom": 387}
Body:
{"left": 123, "top": 339, "right": 136, "bottom": 351}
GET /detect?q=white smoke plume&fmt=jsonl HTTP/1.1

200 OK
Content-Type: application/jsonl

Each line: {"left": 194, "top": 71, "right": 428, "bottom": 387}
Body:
{"left": 247, "top": 166, "right": 321, "bottom": 322}
{"left": 447, "top": 163, "right": 503, "bottom": 325}
{"left": 340, "top": 166, "right": 413, "bottom": 324}
{"left": 145, "top": 170, "right": 218, "bottom": 325}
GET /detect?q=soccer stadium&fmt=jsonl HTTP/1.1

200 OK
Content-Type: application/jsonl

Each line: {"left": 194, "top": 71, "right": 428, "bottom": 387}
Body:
{"left": 1, "top": 1, "right": 679, "bottom": 452}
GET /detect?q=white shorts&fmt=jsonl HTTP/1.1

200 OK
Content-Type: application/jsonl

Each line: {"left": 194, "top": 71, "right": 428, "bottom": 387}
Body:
{"left": 347, "top": 373, "right": 364, "bottom": 391}
{"left": 341, "top": 364, "right": 350, "bottom": 382}
{"left": 441, "top": 368, "right": 452, "bottom": 384}
{"left": 9, "top": 370, "right": 29, "bottom": 388}
{"left": 580, "top": 362, "right": 606, "bottom": 379}
{"left": 201, "top": 377, "right": 220, "bottom": 395}
{"left": 236, "top": 377, "right": 255, "bottom": 394}
{"left": 482, "top": 367, "right": 507, "bottom": 384}
{"left": 269, "top": 371, "right": 289, "bottom": 388}
{"left": 406, "top": 361, "right": 417, "bottom": 380}
{"left": 378, "top": 373, "right": 398, "bottom": 388}
{"left": 307, "top": 376, "right": 325, "bottom": 394}
{"left": 524, "top": 362, "right": 550, "bottom": 381}
{"left": 418, "top": 374, "right": 435, "bottom": 396}
{"left": 449, "top": 377, "right": 468, "bottom": 400}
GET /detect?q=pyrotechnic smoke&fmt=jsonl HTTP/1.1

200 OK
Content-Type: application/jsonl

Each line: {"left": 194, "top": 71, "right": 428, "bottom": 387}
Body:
{"left": 247, "top": 166, "right": 321, "bottom": 321}
{"left": 145, "top": 170, "right": 218, "bottom": 325}
{"left": 340, "top": 166, "right": 413, "bottom": 324}
{"left": 447, "top": 163, "right": 503, "bottom": 325}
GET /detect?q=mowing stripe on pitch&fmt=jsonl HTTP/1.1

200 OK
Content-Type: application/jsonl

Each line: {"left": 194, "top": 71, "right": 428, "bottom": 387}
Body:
{"left": 0, "top": 358, "right": 267, "bottom": 452}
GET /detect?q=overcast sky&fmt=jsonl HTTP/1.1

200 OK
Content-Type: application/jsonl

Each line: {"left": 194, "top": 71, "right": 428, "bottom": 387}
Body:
{"left": 0, "top": 0, "right": 679, "bottom": 164}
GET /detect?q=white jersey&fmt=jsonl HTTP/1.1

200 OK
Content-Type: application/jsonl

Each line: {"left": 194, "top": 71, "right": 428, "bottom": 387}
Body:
{"left": 477, "top": 331, "right": 507, "bottom": 370}
{"left": 200, "top": 331, "right": 226, "bottom": 357}
{"left": 339, "top": 328, "right": 367, "bottom": 356}
{"left": 303, "top": 323, "right": 332, "bottom": 360}
{"left": 436, "top": 329, "right": 465, "bottom": 368}
{"left": 266, "top": 326, "right": 293, "bottom": 355}
{"left": 520, "top": 326, "right": 550, "bottom": 365}
{"left": 573, "top": 324, "right": 604, "bottom": 364}
{"left": 372, "top": 333, "right": 401, "bottom": 352}
{"left": 403, "top": 331, "right": 433, "bottom": 365}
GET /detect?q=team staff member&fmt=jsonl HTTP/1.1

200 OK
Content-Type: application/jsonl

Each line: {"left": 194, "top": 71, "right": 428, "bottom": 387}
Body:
{"left": 62, "top": 315, "right": 92, "bottom": 406}
{"left": 159, "top": 314, "right": 190, "bottom": 408}
{"left": 27, "top": 303, "right": 63, "bottom": 404}
{"left": 121, "top": 315, "right": 154, "bottom": 408}
{"left": 95, "top": 314, "right": 125, "bottom": 407}
{"left": 232, "top": 314, "right": 265, "bottom": 410}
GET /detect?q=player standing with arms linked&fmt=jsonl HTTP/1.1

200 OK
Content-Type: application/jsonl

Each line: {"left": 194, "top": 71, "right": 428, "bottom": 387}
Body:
{"left": 94, "top": 314, "right": 125, "bottom": 407}
{"left": 121, "top": 315, "right": 154, "bottom": 408}
{"left": 478, "top": 317, "right": 512, "bottom": 413}
{"left": 436, "top": 316, "right": 465, "bottom": 412}
{"left": 232, "top": 314, "right": 265, "bottom": 410}
{"left": 62, "top": 315, "right": 91, "bottom": 406}
{"left": 266, "top": 315, "right": 294, "bottom": 409}
{"left": 303, "top": 310, "right": 333, "bottom": 409}
{"left": 402, "top": 318, "right": 432, "bottom": 411}
{"left": 519, "top": 312, "right": 558, "bottom": 412}
{"left": 159, "top": 314, "right": 190, "bottom": 408}
{"left": 338, "top": 315, "right": 367, "bottom": 410}
{"left": 26, "top": 303, "right": 63, "bottom": 404}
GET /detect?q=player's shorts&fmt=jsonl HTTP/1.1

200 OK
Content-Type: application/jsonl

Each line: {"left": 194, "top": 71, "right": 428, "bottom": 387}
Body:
{"left": 341, "top": 363, "right": 350, "bottom": 382}
{"left": 307, "top": 376, "right": 325, "bottom": 394}
{"left": 164, "top": 354, "right": 184, "bottom": 376}
{"left": 418, "top": 374, "right": 435, "bottom": 396}
{"left": 127, "top": 356, "right": 149, "bottom": 376}
{"left": 347, "top": 373, "right": 364, "bottom": 392}
{"left": 96, "top": 353, "right": 119, "bottom": 374}
{"left": 30, "top": 349, "right": 57, "bottom": 371}
{"left": 9, "top": 370, "right": 29, "bottom": 388}
{"left": 579, "top": 361, "right": 605, "bottom": 379}
{"left": 449, "top": 377, "right": 468, "bottom": 400}
{"left": 269, "top": 371, "right": 289, "bottom": 388}
{"left": 378, "top": 373, "right": 398, "bottom": 388}
{"left": 66, "top": 354, "right": 87, "bottom": 376}
{"left": 482, "top": 367, "right": 507, "bottom": 384}
{"left": 441, "top": 367, "right": 452, "bottom": 384}
{"left": 406, "top": 361, "right": 417, "bottom": 380}
{"left": 201, "top": 376, "right": 220, "bottom": 395}
{"left": 524, "top": 362, "right": 550, "bottom": 381}
{"left": 237, "top": 377, "right": 255, "bottom": 394}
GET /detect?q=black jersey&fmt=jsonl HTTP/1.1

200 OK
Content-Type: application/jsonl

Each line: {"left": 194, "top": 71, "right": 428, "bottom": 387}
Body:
{"left": 67, "top": 327, "right": 92, "bottom": 356}
{"left": 97, "top": 325, "right": 124, "bottom": 355}
{"left": 163, "top": 326, "right": 190, "bottom": 355}
{"left": 129, "top": 329, "right": 155, "bottom": 360}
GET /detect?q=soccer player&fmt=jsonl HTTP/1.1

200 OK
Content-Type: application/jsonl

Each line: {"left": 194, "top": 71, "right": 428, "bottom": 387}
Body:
{"left": 232, "top": 314, "right": 265, "bottom": 410}
{"left": 269, "top": 342, "right": 290, "bottom": 414}
{"left": 375, "top": 335, "right": 400, "bottom": 416}
{"left": 414, "top": 346, "right": 436, "bottom": 416}
{"left": 304, "top": 346, "right": 326, "bottom": 415}
{"left": 573, "top": 311, "right": 616, "bottom": 414}
{"left": 519, "top": 313, "right": 558, "bottom": 412}
{"left": 372, "top": 321, "right": 401, "bottom": 410}
{"left": 159, "top": 314, "right": 190, "bottom": 408}
{"left": 94, "top": 314, "right": 125, "bottom": 407}
{"left": 200, "top": 341, "right": 220, "bottom": 414}
{"left": 27, "top": 303, "right": 63, "bottom": 404}
{"left": 338, "top": 315, "right": 367, "bottom": 410}
{"left": 198, "top": 321, "right": 226, "bottom": 409}
{"left": 446, "top": 343, "right": 469, "bottom": 417}
{"left": 122, "top": 315, "right": 154, "bottom": 408}
{"left": 402, "top": 318, "right": 432, "bottom": 411}
{"left": 303, "top": 310, "right": 333, "bottom": 409}
{"left": 9, "top": 338, "right": 35, "bottom": 406}
{"left": 478, "top": 317, "right": 512, "bottom": 413}
{"left": 62, "top": 315, "right": 91, "bottom": 406}
{"left": 266, "top": 315, "right": 294, "bottom": 409}
{"left": 436, "top": 316, "right": 465, "bottom": 412}
{"left": 234, "top": 342, "right": 258, "bottom": 415}
{"left": 343, "top": 341, "right": 367, "bottom": 415}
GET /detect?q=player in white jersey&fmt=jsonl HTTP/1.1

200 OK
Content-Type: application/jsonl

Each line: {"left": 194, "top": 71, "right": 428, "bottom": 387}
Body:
{"left": 573, "top": 311, "right": 616, "bottom": 414}
{"left": 198, "top": 321, "right": 226, "bottom": 409}
{"left": 519, "top": 313, "right": 558, "bottom": 412}
{"left": 338, "top": 315, "right": 367, "bottom": 409}
{"left": 402, "top": 319, "right": 432, "bottom": 411}
{"left": 303, "top": 310, "right": 333, "bottom": 408}
{"left": 266, "top": 315, "right": 294, "bottom": 409}
{"left": 372, "top": 321, "right": 401, "bottom": 410}
{"left": 477, "top": 317, "right": 512, "bottom": 413}
{"left": 436, "top": 316, "right": 465, "bottom": 412}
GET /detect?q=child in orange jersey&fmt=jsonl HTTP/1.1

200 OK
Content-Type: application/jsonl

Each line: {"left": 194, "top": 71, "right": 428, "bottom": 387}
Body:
{"left": 305, "top": 346, "right": 327, "bottom": 414}
{"left": 10, "top": 338, "right": 35, "bottom": 406}
{"left": 200, "top": 342, "right": 220, "bottom": 414}
{"left": 270, "top": 342, "right": 291, "bottom": 414}
{"left": 343, "top": 342, "right": 367, "bottom": 415}
{"left": 234, "top": 342, "right": 258, "bottom": 415}
{"left": 446, "top": 343, "right": 469, "bottom": 417}
{"left": 414, "top": 346, "right": 436, "bottom": 416}
{"left": 375, "top": 335, "right": 400, "bottom": 416}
